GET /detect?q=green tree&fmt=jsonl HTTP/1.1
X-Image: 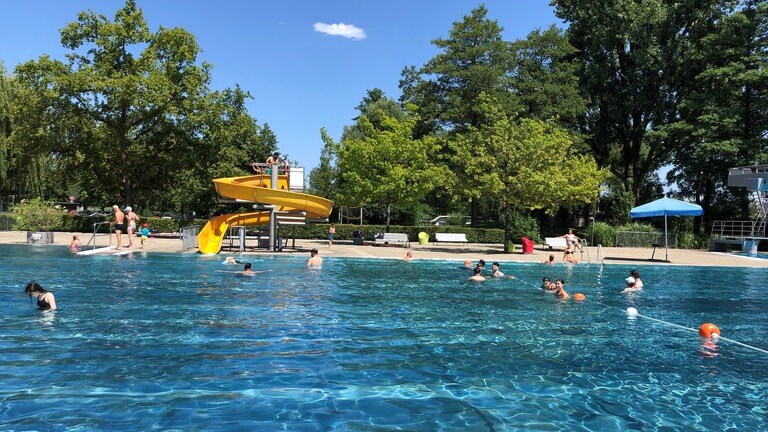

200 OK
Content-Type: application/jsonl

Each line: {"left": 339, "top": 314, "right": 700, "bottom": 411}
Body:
{"left": 452, "top": 97, "right": 607, "bottom": 251}
{"left": 2, "top": 63, "right": 60, "bottom": 200}
{"left": 510, "top": 25, "right": 586, "bottom": 130}
{"left": 667, "top": 0, "right": 768, "bottom": 228}
{"left": 164, "top": 86, "right": 273, "bottom": 217}
{"left": 335, "top": 108, "right": 449, "bottom": 231}
{"left": 307, "top": 128, "right": 338, "bottom": 201}
{"left": 552, "top": 0, "right": 721, "bottom": 204}
{"left": 400, "top": 5, "right": 516, "bottom": 225}
{"left": 14, "top": 0, "right": 213, "bottom": 209}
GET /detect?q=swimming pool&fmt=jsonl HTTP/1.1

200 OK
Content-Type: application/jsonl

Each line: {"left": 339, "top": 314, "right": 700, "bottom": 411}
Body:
{"left": 734, "top": 251, "right": 768, "bottom": 260}
{"left": 1, "top": 244, "right": 766, "bottom": 431}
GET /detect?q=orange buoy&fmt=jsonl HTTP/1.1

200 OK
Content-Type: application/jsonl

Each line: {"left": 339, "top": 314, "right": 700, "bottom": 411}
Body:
{"left": 573, "top": 293, "right": 586, "bottom": 301}
{"left": 698, "top": 323, "right": 720, "bottom": 338}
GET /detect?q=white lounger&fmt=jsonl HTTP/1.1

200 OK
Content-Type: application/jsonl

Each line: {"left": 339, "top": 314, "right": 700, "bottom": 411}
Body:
{"left": 373, "top": 233, "right": 410, "bottom": 247}
{"left": 434, "top": 233, "right": 469, "bottom": 245}
{"left": 544, "top": 237, "right": 568, "bottom": 250}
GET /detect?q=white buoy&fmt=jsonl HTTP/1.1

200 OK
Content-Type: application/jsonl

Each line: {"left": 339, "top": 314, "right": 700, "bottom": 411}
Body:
{"left": 627, "top": 307, "right": 638, "bottom": 316}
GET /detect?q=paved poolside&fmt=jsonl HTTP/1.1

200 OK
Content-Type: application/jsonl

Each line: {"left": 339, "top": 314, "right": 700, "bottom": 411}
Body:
{"left": 2, "top": 230, "right": 767, "bottom": 268}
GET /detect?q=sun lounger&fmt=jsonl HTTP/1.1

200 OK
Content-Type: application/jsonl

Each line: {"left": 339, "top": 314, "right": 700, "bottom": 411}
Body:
{"left": 434, "top": 233, "right": 469, "bottom": 245}
{"left": 373, "top": 233, "right": 410, "bottom": 247}
{"left": 544, "top": 237, "right": 568, "bottom": 250}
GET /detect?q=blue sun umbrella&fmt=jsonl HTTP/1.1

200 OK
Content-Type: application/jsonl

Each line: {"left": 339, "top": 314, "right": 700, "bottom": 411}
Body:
{"left": 629, "top": 197, "right": 703, "bottom": 262}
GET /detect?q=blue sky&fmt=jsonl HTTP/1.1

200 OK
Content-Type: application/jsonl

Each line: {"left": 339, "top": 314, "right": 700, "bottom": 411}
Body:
{"left": 0, "top": 1, "right": 562, "bottom": 170}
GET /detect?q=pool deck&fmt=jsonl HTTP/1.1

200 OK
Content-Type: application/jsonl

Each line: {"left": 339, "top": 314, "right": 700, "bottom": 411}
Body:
{"left": 2, "top": 230, "right": 767, "bottom": 267}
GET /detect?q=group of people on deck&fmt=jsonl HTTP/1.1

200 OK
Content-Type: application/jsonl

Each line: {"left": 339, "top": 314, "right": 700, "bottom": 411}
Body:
{"left": 251, "top": 151, "right": 290, "bottom": 175}
{"left": 110, "top": 205, "right": 145, "bottom": 249}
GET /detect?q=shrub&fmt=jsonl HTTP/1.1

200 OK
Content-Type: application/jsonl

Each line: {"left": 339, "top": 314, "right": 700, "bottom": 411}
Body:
{"left": 583, "top": 222, "right": 616, "bottom": 247}
{"left": 11, "top": 198, "right": 64, "bottom": 232}
{"left": 275, "top": 223, "right": 508, "bottom": 244}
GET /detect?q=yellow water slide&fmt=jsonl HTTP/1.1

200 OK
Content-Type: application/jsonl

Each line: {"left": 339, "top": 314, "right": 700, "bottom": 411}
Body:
{"left": 197, "top": 175, "right": 334, "bottom": 254}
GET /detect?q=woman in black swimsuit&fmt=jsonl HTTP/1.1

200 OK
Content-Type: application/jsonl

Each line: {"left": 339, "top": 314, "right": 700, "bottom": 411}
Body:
{"left": 24, "top": 281, "right": 57, "bottom": 311}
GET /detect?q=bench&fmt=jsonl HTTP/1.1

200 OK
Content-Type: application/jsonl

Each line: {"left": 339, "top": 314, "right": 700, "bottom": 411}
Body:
{"left": 373, "top": 233, "right": 410, "bottom": 247}
{"left": 544, "top": 237, "right": 568, "bottom": 250}
{"left": 434, "top": 233, "right": 469, "bottom": 245}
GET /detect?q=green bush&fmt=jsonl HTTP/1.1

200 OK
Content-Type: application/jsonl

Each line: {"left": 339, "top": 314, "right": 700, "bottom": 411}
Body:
{"left": 275, "top": 223, "right": 508, "bottom": 244}
{"left": 11, "top": 198, "right": 64, "bottom": 231}
{"left": 583, "top": 222, "right": 616, "bottom": 247}
{"left": 0, "top": 212, "right": 15, "bottom": 230}
{"left": 677, "top": 232, "right": 711, "bottom": 249}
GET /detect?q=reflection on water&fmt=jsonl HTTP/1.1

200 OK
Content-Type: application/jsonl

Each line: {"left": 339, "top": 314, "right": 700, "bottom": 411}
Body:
{"left": 0, "top": 245, "right": 766, "bottom": 431}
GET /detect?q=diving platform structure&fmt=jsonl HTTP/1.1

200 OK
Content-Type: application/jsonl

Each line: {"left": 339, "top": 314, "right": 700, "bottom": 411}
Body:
{"left": 711, "top": 165, "right": 768, "bottom": 253}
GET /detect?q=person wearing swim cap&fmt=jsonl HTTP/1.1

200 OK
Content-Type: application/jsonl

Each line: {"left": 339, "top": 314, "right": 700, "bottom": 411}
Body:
{"left": 622, "top": 269, "right": 643, "bottom": 293}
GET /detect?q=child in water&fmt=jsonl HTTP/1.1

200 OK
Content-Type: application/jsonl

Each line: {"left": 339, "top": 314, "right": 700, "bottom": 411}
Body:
{"left": 69, "top": 235, "right": 80, "bottom": 251}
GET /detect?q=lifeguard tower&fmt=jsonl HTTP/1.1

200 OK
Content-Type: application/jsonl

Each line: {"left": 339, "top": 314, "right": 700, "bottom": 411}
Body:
{"left": 710, "top": 165, "right": 768, "bottom": 253}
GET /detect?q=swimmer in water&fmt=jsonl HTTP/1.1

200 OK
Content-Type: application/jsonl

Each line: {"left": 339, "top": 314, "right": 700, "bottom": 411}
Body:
{"left": 541, "top": 277, "right": 555, "bottom": 292}
{"left": 70, "top": 235, "right": 80, "bottom": 251}
{"left": 469, "top": 267, "right": 486, "bottom": 282}
{"left": 553, "top": 278, "right": 569, "bottom": 299}
{"left": 224, "top": 256, "right": 244, "bottom": 265}
{"left": 403, "top": 251, "right": 413, "bottom": 261}
{"left": 24, "top": 281, "right": 57, "bottom": 311}
{"left": 307, "top": 248, "right": 323, "bottom": 268}
{"left": 622, "top": 269, "right": 644, "bottom": 293}
{"left": 490, "top": 262, "right": 514, "bottom": 278}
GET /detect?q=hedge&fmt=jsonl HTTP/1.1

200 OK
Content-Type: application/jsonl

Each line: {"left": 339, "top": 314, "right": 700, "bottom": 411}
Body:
{"left": 274, "top": 224, "right": 512, "bottom": 244}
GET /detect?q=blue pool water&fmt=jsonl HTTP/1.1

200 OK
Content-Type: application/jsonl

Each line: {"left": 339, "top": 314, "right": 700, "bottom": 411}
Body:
{"left": 1, "top": 244, "right": 766, "bottom": 431}
{"left": 735, "top": 251, "right": 768, "bottom": 260}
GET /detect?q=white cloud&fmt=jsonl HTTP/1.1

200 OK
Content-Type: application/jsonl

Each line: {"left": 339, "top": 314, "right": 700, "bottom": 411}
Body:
{"left": 313, "top": 22, "right": 366, "bottom": 40}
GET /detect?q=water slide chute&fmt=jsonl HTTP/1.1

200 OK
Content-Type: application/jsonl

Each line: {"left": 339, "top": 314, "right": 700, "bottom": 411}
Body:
{"left": 197, "top": 175, "right": 333, "bottom": 254}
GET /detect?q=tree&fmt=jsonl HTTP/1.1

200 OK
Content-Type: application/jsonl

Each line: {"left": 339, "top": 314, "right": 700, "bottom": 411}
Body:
{"left": 667, "top": 0, "right": 768, "bottom": 228}
{"left": 307, "top": 128, "right": 338, "bottom": 201}
{"left": 2, "top": 62, "right": 60, "bottom": 201}
{"left": 335, "top": 108, "right": 449, "bottom": 231}
{"left": 13, "top": 0, "right": 213, "bottom": 209}
{"left": 400, "top": 5, "right": 518, "bottom": 226}
{"left": 165, "top": 86, "right": 274, "bottom": 217}
{"left": 452, "top": 96, "right": 607, "bottom": 251}
{"left": 552, "top": 0, "right": 722, "bottom": 204}
{"left": 510, "top": 25, "right": 586, "bottom": 130}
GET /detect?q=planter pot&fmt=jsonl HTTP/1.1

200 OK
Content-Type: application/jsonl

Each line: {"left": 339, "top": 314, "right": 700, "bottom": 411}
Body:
{"left": 27, "top": 231, "right": 54, "bottom": 244}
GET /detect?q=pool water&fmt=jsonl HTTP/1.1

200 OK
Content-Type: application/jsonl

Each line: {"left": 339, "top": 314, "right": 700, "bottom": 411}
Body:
{"left": 734, "top": 251, "right": 768, "bottom": 260}
{"left": 1, "top": 244, "right": 766, "bottom": 431}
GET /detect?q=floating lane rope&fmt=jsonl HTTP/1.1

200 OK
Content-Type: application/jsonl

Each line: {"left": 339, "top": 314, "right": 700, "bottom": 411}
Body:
{"left": 624, "top": 307, "right": 768, "bottom": 355}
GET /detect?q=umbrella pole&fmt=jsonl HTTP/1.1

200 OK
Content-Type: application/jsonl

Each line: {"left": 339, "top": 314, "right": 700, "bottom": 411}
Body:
{"left": 665, "top": 213, "right": 669, "bottom": 262}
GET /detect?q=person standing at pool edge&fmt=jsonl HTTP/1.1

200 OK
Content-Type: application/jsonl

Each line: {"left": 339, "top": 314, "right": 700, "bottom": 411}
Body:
{"left": 328, "top": 223, "right": 336, "bottom": 248}
{"left": 561, "top": 229, "right": 583, "bottom": 253}
{"left": 125, "top": 206, "right": 140, "bottom": 248}
{"left": 140, "top": 223, "right": 150, "bottom": 249}
{"left": 111, "top": 205, "right": 125, "bottom": 249}
{"left": 307, "top": 248, "right": 323, "bottom": 267}
{"left": 25, "top": 281, "right": 57, "bottom": 311}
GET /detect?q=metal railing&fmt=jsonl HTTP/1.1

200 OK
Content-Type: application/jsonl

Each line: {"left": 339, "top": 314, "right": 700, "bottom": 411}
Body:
{"left": 84, "top": 221, "right": 113, "bottom": 250}
{"left": 615, "top": 231, "right": 674, "bottom": 248}
{"left": 181, "top": 225, "right": 200, "bottom": 252}
{"left": 711, "top": 220, "right": 766, "bottom": 238}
